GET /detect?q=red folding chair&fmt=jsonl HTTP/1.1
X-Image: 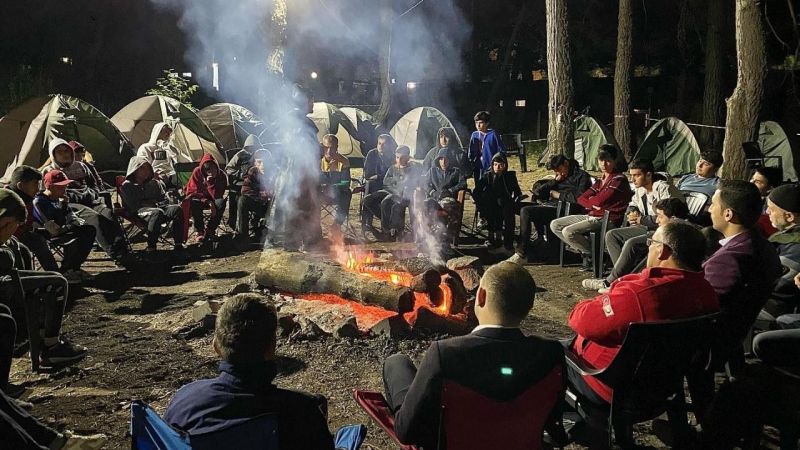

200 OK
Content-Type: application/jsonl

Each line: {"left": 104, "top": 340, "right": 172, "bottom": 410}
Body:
{"left": 354, "top": 364, "right": 564, "bottom": 450}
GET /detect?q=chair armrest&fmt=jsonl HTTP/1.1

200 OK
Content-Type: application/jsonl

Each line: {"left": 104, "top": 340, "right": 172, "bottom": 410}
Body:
{"left": 564, "top": 346, "right": 606, "bottom": 377}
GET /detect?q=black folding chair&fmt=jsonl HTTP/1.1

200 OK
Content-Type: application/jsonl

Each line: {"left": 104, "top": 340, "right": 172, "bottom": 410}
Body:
{"left": 565, "top": 313, "right": 719, "bottom": 448}
{"left": 557, "top": 201, "right": 573, "bottom": 267}
{"left": 589, "top": 210, "right": 612, "bottom": 279}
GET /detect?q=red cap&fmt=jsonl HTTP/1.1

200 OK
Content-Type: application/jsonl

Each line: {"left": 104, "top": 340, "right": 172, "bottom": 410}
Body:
{"left": 67, "top": 141, "right": 85, "bottom": 151}
{"left": 43, "top": 169, "right": 74, "bottom": 188}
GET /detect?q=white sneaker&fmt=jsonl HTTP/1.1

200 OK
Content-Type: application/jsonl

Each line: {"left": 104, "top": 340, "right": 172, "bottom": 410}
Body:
{"left": 505, "top": 253, "right": 526, "bottom": 265}
{"left": 62, "top": 270, "right": 82, "bottom": 284}
{"left": 598, "top": 285, "right": 610, "bottom": 294}
{"left": 582, "top": 278, "right": 608, "bottom": 291}
{"left": 61, "top": 431, "right": 108, "bottom": 450}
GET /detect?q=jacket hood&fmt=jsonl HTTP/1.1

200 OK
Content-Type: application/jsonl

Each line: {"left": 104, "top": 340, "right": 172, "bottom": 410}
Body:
{"left": 437, "top": 127, "right": 458, "bottom": 147}
{"left": 491, "top": 152, "right": 508, "bottom": 165}
{"left": 126, "top": 156, "right": 152, "bottom": 179}
{"left": 198, "top": 153, "right": 220, "bottom": 174}
{"left": 435, "top": 147, "right": 451, "bottom": 162}
{"left": 148, "top": 122, "right": 170, "bottom": 145}
{"left": 48, "top": 138, "right": 74, "bottom": 164}
{"left": 243, "top": 134, "right": 260, "bottom": 151}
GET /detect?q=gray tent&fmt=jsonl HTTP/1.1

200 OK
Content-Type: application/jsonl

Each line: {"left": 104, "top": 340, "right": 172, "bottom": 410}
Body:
{"left": 198, "top": 103, "right": 266, "bottom": 152}
{"left": 633, "top": 117, "right": 700, "bottom": 176}
{"left": 758, "top": 121, "right": 797, "bottom": 182}
{"left": 0, "top": 94, "right": 134, "bottom": 182}
{"left": 539, "top": 115, "right": 619, "bottom": 171}
{"left": 390, "top": 107, "right": 463, "bottom": 159}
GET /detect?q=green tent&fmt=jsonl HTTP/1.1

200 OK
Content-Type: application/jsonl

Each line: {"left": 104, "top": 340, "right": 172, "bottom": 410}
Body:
{"left": 0, "top": 94, "right": 134, "bottom": 182}
{"left": 111, "top": 95, "right": 226, "bottom": 165}
{"left": 540, "top": 115, "right": 619, "bottom": 171}
{"left": 390, "top": 107, "right": 463, "bottom": 160}
{"left": 198, "top": 103, "right": 267, "bottom": 151}
{"left": 758, "top": 121, "right": 796, "bottom": 182}
{"left": 633, "top": 117, "right": 700, "bottom": 176}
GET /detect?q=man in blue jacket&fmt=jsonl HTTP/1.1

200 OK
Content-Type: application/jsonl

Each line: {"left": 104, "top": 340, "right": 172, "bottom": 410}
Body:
{"left": 467, "top": 111, "right": 506, "bottom": 181}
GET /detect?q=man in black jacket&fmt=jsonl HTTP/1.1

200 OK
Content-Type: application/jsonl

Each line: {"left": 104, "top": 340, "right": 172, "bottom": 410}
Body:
{"left": 473, "top": 153, "right": 523, "bottom": 251}
{"left": 382, "top": 261, "right": 566, "bottom": 449}
{"left": 362, "top": 146, "right": 421, "bottom": 240}
{"left": 362, "top": 134, "right": 397, "bottom": 196}
{"left": 508, "top": 155, "right": 591, "bottom": 263}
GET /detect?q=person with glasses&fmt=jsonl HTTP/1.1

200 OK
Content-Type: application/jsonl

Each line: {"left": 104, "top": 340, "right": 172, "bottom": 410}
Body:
{"left": 565, "top": 221, "right": 719, "bottom": 446}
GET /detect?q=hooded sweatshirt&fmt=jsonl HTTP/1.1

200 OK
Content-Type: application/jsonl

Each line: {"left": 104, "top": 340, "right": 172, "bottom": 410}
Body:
{"left": 467, "top": 128, "right": 506, "bottom": 174}
{"left": 120, "top": 156, "right": 167, "bottom": 214}
{"left": 185, "top": 154, "right": 228, "bottom": 202}
{"left": 43, "top": 138, "right": 101, "bottom": 206}
{"left": 226, "top": 134, "right": 259, "bottom": 187}
{"left": 136, "top": 122, "right": 177, "bottom": 178}
{"left": 473, "top": 153, "right": 522, "bottom": 204}
{"left": 423, "top": 128, "right": 466, "bottom": 173}
{"left": 427, "top": 148, "right": 467, "bottom": 201}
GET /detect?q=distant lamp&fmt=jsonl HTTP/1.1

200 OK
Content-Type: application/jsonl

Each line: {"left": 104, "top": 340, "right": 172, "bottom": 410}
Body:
{"left": 406, "top": 81, "right": 417, "bottom": 90}
{"left": 212, "top": 63, "right": 220, "bottom": 91}
{"left": 515, "top": 100, "right": 526, "bottom": 107}
{"left": 60, "top": 56, "right": 72, "bottom": 65}
{"left": 310, "top": 71, "right": 318, "bottom": 80}
{"left": 498, "top": 100, "right": 504, "bottom": 107}
{"left": 391, "top": 78, "right": 396, "bottom": 84}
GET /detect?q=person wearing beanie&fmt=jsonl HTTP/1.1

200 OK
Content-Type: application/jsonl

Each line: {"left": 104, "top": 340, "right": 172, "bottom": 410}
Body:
{"left": 752, "top": 183, "right": 800, "bottom": 330}
{"left": 472, "top": 152, "right": 523, "bottom": 251}
{"left": 32, "top": 170, "right": 97, "bottom": 284}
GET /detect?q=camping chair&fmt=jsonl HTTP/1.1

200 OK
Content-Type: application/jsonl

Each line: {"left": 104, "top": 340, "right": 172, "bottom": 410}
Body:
{"left": 588, "top": 210, "right": 612, "bottom": 279}
{"left": 12, "top": 270, "right": 43, "bottom": 372}
{"left": 683, "top": 191, "right": 710, "bottom": 217}
{"left": 354, "top": 364, "right": 565, "bottom": 450}
{"left": 320, "top": 178, "right": 365, "bottom": 239}
{"left": 564, "top": 313, "right": 719, "bottom": 448}
{"left": 113, "top": 176, "right": 173, "bottom": 249}
{"left": 501, "top": 134, "right": 528, "bottom": 172}
{"left": 557, "top": 201, "right": 574, "bottom": 267}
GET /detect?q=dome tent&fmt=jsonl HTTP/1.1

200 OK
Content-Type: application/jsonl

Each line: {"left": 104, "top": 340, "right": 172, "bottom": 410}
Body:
{"left": 307, "top": 102, "right": 368, "bottom": 162}
{"left": 0, "top": 94, "right": 134, "bottom": 182}
{"left": 111, "top": 95, "right": 226, "bottom": 165}
{"left": 339, "top": 107, "right": 380, "bottom": 159}
{"left": 539, "top": 115, "right": 619, "bottom": 171}
{"left": 390, "top": 107, "right": 463, "bottom": 160}
{"left": 198, "top": 103, "right": 267, "bottom": 153}
{"left": 633, "top": 117, "right": 700, "bottom": 176}
{"left": 758, "top": 120, "right": 797, "bottom": 182}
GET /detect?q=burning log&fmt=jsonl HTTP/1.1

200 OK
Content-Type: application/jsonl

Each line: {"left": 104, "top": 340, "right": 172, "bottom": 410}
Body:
{"left": 256, "top": 249, "right": 415, "bottom": 313}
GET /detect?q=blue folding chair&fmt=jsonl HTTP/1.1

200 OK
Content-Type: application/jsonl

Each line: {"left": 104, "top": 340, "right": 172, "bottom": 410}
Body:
{"left": 130, "top": 401, "right": 190, "bottom": 450}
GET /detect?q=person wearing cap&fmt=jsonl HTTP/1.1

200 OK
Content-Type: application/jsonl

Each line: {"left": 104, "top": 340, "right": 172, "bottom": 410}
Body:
{"left": 236, "top": 149, "right": 276, "bottom": 244}
{"left": 121, "top": 157, "right": 185, "bottom": 253}
{"left": 225, "top": 134, "right": 261, "bottom": 231}
{"left": 753, "top": 184, "right": 800, "bottom": 330}
{"left": 0, "top": 189, "right": 88, "bottom": 368}
{"left": 422, "top": 148, "right": 467, "bottom": 244}
{"left": 42, "top": 139, "right": 136, "bottom": 269}
{"left": 68, "top": 140, "right": 104, "bottom": 189}
{"left": 472, "top": 152, "right": 523, "bottom": 251}
{"left": 31, "top": 170, "right": 96, "bottom": 284}
{"left": 362, "top": 145, "right": 422, "bottom": 241}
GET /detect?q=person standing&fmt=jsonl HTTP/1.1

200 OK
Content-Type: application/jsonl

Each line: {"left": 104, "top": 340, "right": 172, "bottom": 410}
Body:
{"left": 467, "top": 111, "right": 506, "bottom": 181}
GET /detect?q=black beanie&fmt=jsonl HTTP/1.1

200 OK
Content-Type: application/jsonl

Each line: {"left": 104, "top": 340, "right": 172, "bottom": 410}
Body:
{"left": 768, "top": 184, "right": 800, "bottom": 213}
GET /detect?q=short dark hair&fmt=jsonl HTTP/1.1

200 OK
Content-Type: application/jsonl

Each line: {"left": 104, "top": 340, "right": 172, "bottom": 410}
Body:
{"left": 9, "top": 165, "right": 42, "bottom": 185}
{"left": 717, "top": 179, "right": 763, "bottom": 228}
{"left": 480, "top": 261, "right": 535, "bottom": 321}
{"left": 700, "top": 150, "right": 724, "bottom": 169}
{"left": 661, "top": 221, "right": 707, "bottom": 272}
{"left": 628, "top": 158, "right": 654, "bottom": 174}
{"left": 546, "top": 154, "right": 569, "bottom": 170}
{"left": 214, "top": 294, "right": 277, "bottom": 364}
{"left": 0, "top": 189, "right": 27, "bottom": 223}
{"left": 753, "top": 166, "right": 783, "bottom": 189}
{"left": 655, "top": 197, "right": 689, "bottom": 219}
{"left": 597, "top": 144, "right": 619, "bottom": 162}
{"left": 473, "top": 111, "right": 491, "bottom": 123}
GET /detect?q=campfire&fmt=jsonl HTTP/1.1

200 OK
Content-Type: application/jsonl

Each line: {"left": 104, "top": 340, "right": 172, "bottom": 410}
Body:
{"left": 255, "top": 243, "right": 472, "bottom": 337}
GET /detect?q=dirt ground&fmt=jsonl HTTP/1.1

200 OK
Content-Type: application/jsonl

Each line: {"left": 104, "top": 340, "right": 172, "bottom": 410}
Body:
{"left": 3, "top": 158, "right": 761, "bottom": 449}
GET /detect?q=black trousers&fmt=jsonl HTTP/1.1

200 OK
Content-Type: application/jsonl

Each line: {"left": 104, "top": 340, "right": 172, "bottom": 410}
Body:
{"left": 237, "top": 195, "right": 270, "bottom": 238}
{"left": 517, "top": 204, "right": 558, "bottom": 255}
{"left": 382, "top": 353, "right": 417, "bottom": 414}
{"left": 476, "top": 196, "right": 515, "bottom": 246}
{"left": 71, "top": 203, "right": 128, "bottom": 260}
{"left": 17, "top": 232, "right": 57, "bottom": 273}
{"left": 363, "top": 191, "right": 408, "bottom": 232}
{"left": 57, "top": 225, "right": 96, "bottom": 272}
{"left": 141, "top": 205, "right": 184, "bottom": 247}
{"left": 0, "top": 388, "right": 60, "bottom": 450}
{"left": 0, "top": 304, "right": 14, "bottom": 390}
{"left": 190, "top": 198, "right": 226, "bottom": 235}
{"left": 753, "top": 328, "right": 800, "bottom": 367}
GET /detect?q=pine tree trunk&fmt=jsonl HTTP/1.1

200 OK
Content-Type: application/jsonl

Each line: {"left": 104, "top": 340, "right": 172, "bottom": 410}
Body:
{"left": 675, "top": 0, "right": 691, "bottom": 118}
{"left": 267, "top": 0, "right": 287, "bottom": 74}
{"left": 545, "top": 0, "right": 575, "bottom": 158}
{"left": 373, "top": 0, "right": 393, "bottom": 125}
{"left": 721, "top": 0, "right": 766, "bottom": 180}
{"left": 614, "top": 0, "right": 633, "bottom": 159}
{"left": 701, "top": 0, "right": 726, "bottom": 148}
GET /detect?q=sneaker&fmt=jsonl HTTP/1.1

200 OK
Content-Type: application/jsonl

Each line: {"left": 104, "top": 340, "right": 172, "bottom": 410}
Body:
{"left": 598, "top": 285, "right": 610, "bottom": 294}
{"left": 40, "top": 338, "right": 87, "bottom": 367}
{"left": 581, "top": 278, "right": 608, "bottom": 291}
{"left": 477, "top": 218, "right": 488, "bottom": 229}
{"left": 62, "top": 270, "right": 82, "bottom": 285}
{"left": 61, "top": 431, "right": 108, "bottom": 450}
{"left": 505, "top": 253, "right": 526, "bottom": 265}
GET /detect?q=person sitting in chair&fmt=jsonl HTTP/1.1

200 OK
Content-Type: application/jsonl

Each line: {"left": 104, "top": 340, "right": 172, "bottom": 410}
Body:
{"left": 382, "top": 262, "right": 566, "bottom": 449}
{"left": 362, "top": 134, "right": 397, "bottom": 196}
{"left": 236, "top": 150, "right": 275, "bottom": 244}
{"left": 362, "top": 146, "right": 421, "bottom": 241}
{"left": 136, "top": 122, "right": 178, "bottom": 188}
{"left": 225, "top": 134, "right": 260, "bottom": 231}
{"left": 422, "top": 127, "right": 466, "bottom": 174}
{"left": 566, "top": 221, "right": 719, "bottom": 445}
{"left": 320, "top": 134, "right": 352, "bottom": 234}
{"left": 422, "top": 149, "right": 467, "bottom": 243}
{"left": 164, "top": 293, "right": 333, "bottom": 450}
{"left": 473, "top": 153, "right": 523, "bottom": 251}
{"left": 184, "top": 154, "right": 228, "bottom": 244}
{"left": 32, "top": 170, "right": 96, "bottom": 284}
{"left": 120, "top": 157, "right": 185, "bottom": 254}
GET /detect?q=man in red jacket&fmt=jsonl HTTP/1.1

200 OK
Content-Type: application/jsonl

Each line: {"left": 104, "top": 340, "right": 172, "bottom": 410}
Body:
{"left": 184, "top": 154, "right": 228, "bottom": 243}
{"left": 550, "top": 145, "right": 632, "bottom": 270}
{"left": 565, "top": 220, "right": 719, "bottom": 442}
